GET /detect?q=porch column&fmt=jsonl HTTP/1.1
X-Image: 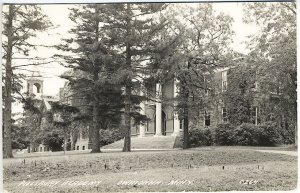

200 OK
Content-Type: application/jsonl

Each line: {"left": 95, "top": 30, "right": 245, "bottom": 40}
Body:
{"left": 155, "top": 83, "right": 162, "bottom": 137}
{"left": 139, "top": 88, "right": 146, "bottom": 137}
{"left": 172, "top": 79, "right": 180, "bottom": 136}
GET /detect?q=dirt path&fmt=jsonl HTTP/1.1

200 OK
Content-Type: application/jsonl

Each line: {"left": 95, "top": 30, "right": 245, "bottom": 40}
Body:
{"left": 255, "top": 150, "right": 297, "bottom": 157}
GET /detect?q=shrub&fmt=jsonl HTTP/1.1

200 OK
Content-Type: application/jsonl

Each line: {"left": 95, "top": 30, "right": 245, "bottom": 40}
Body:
{"left": 215, "top": 123, "right": 235, "bottom": 145}
{"left": 188, "top": 128, "right": 212, "bottom": 147}
{"left": 279, "top": 123, "right": 295, "bottom": 144}
{"left": 257, "top": 121, "right": 282, "bottom": 146}
{"left": 100, "top": 128, "right": 123, "bottom": 147}
{"left": 234, "top": 123, "right": 260, "bottom": 146}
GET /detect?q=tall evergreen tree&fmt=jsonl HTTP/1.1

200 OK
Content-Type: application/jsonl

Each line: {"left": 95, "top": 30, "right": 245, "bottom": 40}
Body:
{"left": 2, "top": 5, "right": 51, "bottom": 158}
{"left": 99, "top": 3, "right": 176, "bottom": 152}
{"left": 58, "top": 5, "right": 124, "bottom": 153}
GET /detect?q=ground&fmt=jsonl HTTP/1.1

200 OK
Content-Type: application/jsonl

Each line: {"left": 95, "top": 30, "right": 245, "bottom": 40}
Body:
{"left": 3, "top": 146, "right": 298, "bottom": 192}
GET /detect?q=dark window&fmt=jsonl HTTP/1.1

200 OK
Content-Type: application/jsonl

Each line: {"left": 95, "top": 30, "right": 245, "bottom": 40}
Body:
{"left": 222, "top": 108, "right": 227, "bottom": 122}
{"left": 77, "top": 146, "right": 79, "bottom": 150}
{"left": 204, "top": 111, "right": 210, "bottom": 126}
{"left": 222, "top": 71, "right": 227, "bottom": 92}
{"left": 146, "top": 121, "right": 149, "bottom": 132}
{"left": 82, "top": 146, "right": 85, "bottom": 150}
{"left": 180, "top": 119, "right": 184, "bottom": 130}
{"left": 33, "top": 83, "right": 41, "bottom": 93}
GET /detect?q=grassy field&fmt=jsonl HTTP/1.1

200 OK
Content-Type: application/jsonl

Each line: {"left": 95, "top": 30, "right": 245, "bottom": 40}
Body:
{"left": 3, "top": 147, "right": 298, "bottom": 192}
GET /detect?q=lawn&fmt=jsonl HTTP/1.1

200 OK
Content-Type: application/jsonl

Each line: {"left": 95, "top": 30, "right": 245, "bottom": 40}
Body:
{"left": 3, "top": 147, "right": 297, "bottom": 192}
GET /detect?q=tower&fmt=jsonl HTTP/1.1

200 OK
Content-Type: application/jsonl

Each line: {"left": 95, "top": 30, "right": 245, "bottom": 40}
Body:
{"left": 27, "top": 70, "right": 44, "bottom": 98}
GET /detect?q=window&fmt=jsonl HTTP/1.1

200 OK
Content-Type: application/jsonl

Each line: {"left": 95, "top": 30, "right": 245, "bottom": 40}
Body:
{"left": 33, "top": 83, "right": 41, "bottom": 93}
{"left": 204, "top": 76, "right": 209, "bottom": 96}
{"left": 82, "top": 146, "right": 85, "bottom": 150}
{"left": 222, "top": 108, "right": 228, "bottom": 122}
{"left": 204, "top": 111, "right": 210, "bottom": 126}
{"left": 40, "top": 147, "right": 42, "bottom": 152}
{"left": 146, "top": 121, "right": 149, "bottom": 132}
{"left": 77, "top": 146, "right": 79, "bottom": 150}
{"left": 179, "top": 119, "right": 184, "bottom": 130}
{"left": 251, "top": 107, "right": 258, "bottom": 125}
{"left": 221, "top": 71, "right": 227, "bottom": 92}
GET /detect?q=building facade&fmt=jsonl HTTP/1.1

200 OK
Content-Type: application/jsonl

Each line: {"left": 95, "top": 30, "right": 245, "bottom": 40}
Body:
{"left": 60, "top": 65, "right": 261, "bottom": 150}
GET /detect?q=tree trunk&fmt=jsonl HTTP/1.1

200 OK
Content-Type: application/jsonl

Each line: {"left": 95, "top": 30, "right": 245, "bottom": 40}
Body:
{"left": 90, "top": 8, "right": 101, "bottom": 153}
{"left": 3, "top": 5, "right": 14, "bottom": 158}
{"left": 63, "top": 131, "right": 67, "bottom": 154}
{"left": 182, "top": 90, "right": 189, "bottom": 149}
{"left": 123, "top": 3, "right": 132, "bottom": 152}
{"left": 91, "top": 100, "right": 101, "bottom": 153}
{"left": 123, "top": 85, "right": 132, "bottom": 152}
{"left": 295, "top": 124, "right": 297, "bottom": 148}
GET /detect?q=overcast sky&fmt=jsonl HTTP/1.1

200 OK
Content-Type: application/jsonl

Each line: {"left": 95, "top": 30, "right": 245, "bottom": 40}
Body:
{"left": 12, "top": 2, "right": 259, "bottom": 114}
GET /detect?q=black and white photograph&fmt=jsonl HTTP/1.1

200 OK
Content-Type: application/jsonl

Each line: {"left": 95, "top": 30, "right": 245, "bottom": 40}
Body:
{"left": 1, "top": 0, "right": 297, "bottom": 192}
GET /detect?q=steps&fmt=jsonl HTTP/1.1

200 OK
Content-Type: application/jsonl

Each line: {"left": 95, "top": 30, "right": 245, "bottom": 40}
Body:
{"left": 102, "top": 135, "right": 182, "bottom": 150}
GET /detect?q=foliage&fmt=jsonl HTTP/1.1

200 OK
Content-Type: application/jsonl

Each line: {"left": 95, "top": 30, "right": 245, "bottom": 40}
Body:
{"left": 99, "top": 128, "right": 123, "bottom": 147}
{"left": 99, "top": 3, "right": 176, "bottom": 152}
{"left": 223, "top": 64, "right": 256, "bottom": 126}
{"left": 214, "top": 123, "right": 235, "bottom": 145}
{"left": 234, "top": 123, "right": 260, "bottom": 146}
{"left": 2, "top": 4, "right": 52, "bottom": 158}
{"left": 11, "top": 125, "right": 30, "bottom": 149}
{"left": 58, "top": 4, "right": 127, "bottom": 152}
{"left": 42, "top": 132, "right": 64, "bottom": 152}
{"left": 165, "top": 3, "right": 234, "bottom": 149}
{"left": 257, "top": 121, "right": 282, "bottom": 146}
{"left": 213, "top": 122, "right": 282, "bottom": 146}
{"left": 188, "top": 128, "right": 212, "bottom": 147}
{"left": 244, "top": 2, "right": 296, "bottom": 144}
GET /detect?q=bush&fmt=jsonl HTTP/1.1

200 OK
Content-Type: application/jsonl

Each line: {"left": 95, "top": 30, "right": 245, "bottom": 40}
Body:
{"left": 188, "top": 128, "right": 212, "bottom": 147}
{"left": 257, "top": 121, "right": 282, "bottom": 146}
{"left": 213, "top": 122, "right": 281, "bottom": 146}
{"left": 214, "top": 123, "right": 235, "bottom": 145}
{"left": 100, "top": 128, "right": 123, "bottom": 147}
{"left": 234, "top": 123, "right": 260, "bottom": 146}
{"left": 279, "top": 123, "right": 295, "bottom": 144}
{"left": 187, "top": 122, "right": 282, "bottom": 147}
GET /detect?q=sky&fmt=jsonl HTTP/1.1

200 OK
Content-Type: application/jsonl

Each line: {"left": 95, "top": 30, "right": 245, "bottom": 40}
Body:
{"left": 11, "top": 2, "right": 259, "bottom": 114}
{"left": 38, "top": 2, "right": 258, "bottom": 94}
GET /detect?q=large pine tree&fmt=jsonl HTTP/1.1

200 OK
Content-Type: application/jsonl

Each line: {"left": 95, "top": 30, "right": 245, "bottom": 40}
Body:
{"left": 58, "top": 5, "right": 124, "bottom": 153}
{"left": 2, "top": 5, "right": 52, "bottom": 158}
{"left": 98, "top": 3, "right": 176, "bottom": 152}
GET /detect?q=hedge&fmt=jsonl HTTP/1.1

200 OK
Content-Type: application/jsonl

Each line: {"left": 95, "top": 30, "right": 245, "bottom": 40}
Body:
{"left": 188, "top": 128, "right": 212, "bottom": 147}
{"left": 188, "top": 121, "right": 283, "bottom": 147}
